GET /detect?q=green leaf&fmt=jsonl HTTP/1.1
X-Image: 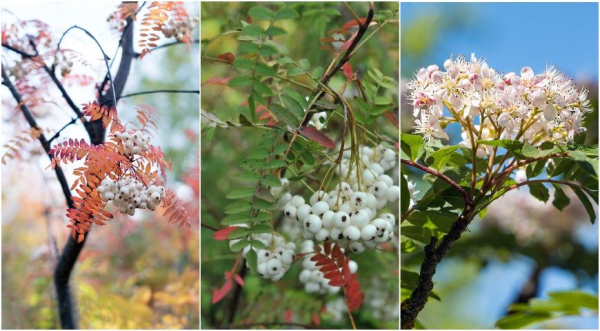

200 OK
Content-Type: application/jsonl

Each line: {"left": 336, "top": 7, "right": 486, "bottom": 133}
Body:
{"left": 251, "top": 240, "right": 268, "bottom": 250}
{"left": 495, "top": 313, "right": 551, "bottom": 329}
{"left": 234, "top": 171, "right": 262, "bottom": 182}
{"left": 238, "top": 42, "right": 260, "bottom": 54}
{"left": 266, "top": 26, "right": 287, "bottom": 37}
{"left": 251, "top": 223, "right": 272, "bottom": 234}
{"left": 298, "top": 58, "right": 311, "bottom": 70}
{"left": 281, "top": 94, "right": 306, "bottom": 119}
{"left": 269, "top": 103, "right": 300, "bottom": 127}
{"left": 526, "top": 160, "right": 546, "bottom": 178}
{"left": 312, "top": 66, "right": 324, "bottom": 79}
{"left": 253, "top": 198, "right": 276, "bottom": 211}
{"left": 287, "top": 67, "right": 306, "bottom": 77}
{"left": 278, "top": 57, "right": 296, "bottom": 65}
{"left": 428, "top": 146, "right": 459, "bottom": 170}
{"left": 226, "top": 187, "right": 256, "bottom": 199}
{"left": 274, "top": 8, "right": 299, "bottom": 20}
{"left": 227, "top": 228, "right": 250, "bottom": 239}
{"left": 551, "top": 184, "right": 570, "bottom": 211}
{"left": 401, "top": 133, "right": 424, "bottom": 161}
{"left": 225, "top": 201, "right": 252, "bottom": 214}
{"left": 248, "top": 6, "right": 274, "bottom": 20}
{"left": 233, "top": 58, "right": 255, "bottom": 70}
{"left": 548, "top": 291, "right": 599, "bottom": 311}
{"left": 572, "top": 187, "right": 597, "bottom": 224}
{"left": 246, "top": 249, "right": 258, "bottom": 273}
{"left": 263, "top": 159, "right": 287, "bottom": 169}
{"left": 263, "top": 174, "right": 282, "bottom": 187}
{"left": 255, "top": 63, "right": 276, "bottom": 76}
{"left": 478, "top": 139, "right": 524, "bottom": 153}
{"left": 247, "top": 148, "right": 270, "bottom": 159}
{"left": 528, "top": 183, "right": 549, "bottom": 203}
{"left": 228, "top": 76, "right": 253, "bottom": 88}
{"left": 401, "top": 174, "right": 410, "bottom": 214}
{"left": 230, "top": 239, "right": 250, "bottom": 251}
{"left": 241, "top": 25, "right": 266, "bottom": 38}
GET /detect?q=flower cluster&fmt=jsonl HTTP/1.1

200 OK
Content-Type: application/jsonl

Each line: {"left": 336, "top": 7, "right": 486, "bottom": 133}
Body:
{"left": 162, "top": 16, "right": 198, "bottom": 42}
{"left": 407, "top": 54, "right": 592, "bottom": 148}
{"left": 112, "top": 130, "right": 151, "bottom": 157}
{"left": 229, "top": 226, "right": 296, "bottom": 281}
{"left": 98, "top": 178, "right": 165, "bottom": 216}
{"left": 281, "top": 144, "right": 398, "bottom": 253}
{"left": 298, "top": 240, "right": 357, "bottom": 294}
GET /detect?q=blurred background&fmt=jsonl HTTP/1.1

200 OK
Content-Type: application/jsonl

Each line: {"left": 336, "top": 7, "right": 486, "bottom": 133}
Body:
{"left": 201, "top": 2, "right": 398, "bottom": 329}
{"left": 2, "top": 2, "right": 199, "bottom": 329}
{"left": 401, "top": 2, "right": 598, "bottom": 329}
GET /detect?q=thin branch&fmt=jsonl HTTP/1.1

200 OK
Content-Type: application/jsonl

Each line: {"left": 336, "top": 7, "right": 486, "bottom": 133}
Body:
{"left": 2, "top": 43, "right": 86, "bottom": 120}
{"left": 401, "top": 159, "right": 473, "bottom": 206}
{"left": 119, "top": 89, "right": 199, "bottom": 99}
{"left": 47, "top": 117, "right": 80, "bottom": 145}
{"left": 135, "top": 39, "right": 199, "bottom": 58}
{"left": 201, "top": 222, "right": 219, "bottom": 232}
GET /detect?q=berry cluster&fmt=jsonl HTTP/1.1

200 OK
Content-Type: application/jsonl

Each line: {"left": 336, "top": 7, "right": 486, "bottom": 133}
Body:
{"left": 53, "top": 52, "right": 73, "bottom": 76}
{"left": 298, "top": 240, "right": 357, "bottom": 294}
{"left": 106, "top": 13, "right": 127, "bottom": 31}
{"left": 162, "top": 17, "right": 198, "bottom": 41}
{"left": 111, "top": 130, "right": 151, "bottom": 157}
{"left": 281, "top": 144, "right": 399, "bottom": 253}
{"left": 98, "top": 177, "right": 165, "bottom": 216}
{"left": 8, "top": 61, "right": 31, "bottom": 79}
{"left": 229, "top": 225, "right": 296, "bottom": 281}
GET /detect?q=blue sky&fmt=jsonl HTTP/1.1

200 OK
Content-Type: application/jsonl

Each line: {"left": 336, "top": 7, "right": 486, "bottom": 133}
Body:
{"left": 402, "top": 2, "right": 599, "bottom": 81}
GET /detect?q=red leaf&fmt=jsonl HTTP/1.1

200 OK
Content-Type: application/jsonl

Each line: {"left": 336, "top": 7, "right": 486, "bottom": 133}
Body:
{"left": 342, "top": 17, "right": 367, "bottom": 29}
{"left": 213, "top": 226, "right": 238, "bottom": 240}
{"left": 212, "top": 278, "right": 233, "bottom": 304}
{"left": 384, "top": 111, "right": 399, "bottom": 127}
{"left": 310, "top": 253, "right": 327, "bottom": 262}
{"left": 284, "top": 309, "right": 293, "bottom": 323}
{"left": 218, "top": 52, "right": 235, "bottom": 64}
{"left": 299, "top": 126, "right": 335, "bottom": 149}
{"left": 342, "top": 62, "right": 353, "bottom": 80}
{"left": 328, "top": 277, "right": 345, "bottom": 287}
{"left": 311, "top": 313, "right": 321, "bottom": 326}
{"left": 233, "top": 274, "right": 245, "bottom": 287}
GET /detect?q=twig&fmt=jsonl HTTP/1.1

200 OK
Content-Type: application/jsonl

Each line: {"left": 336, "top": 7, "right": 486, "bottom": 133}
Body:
{"left": 47, "top": 117, "right": 80, "bottom": 145}
{"left": 201, "top": 222, "right": 219, "bottom": 231}
{"left": 401, "top": 159, "right": 473, "bottom": 206}
{"left": 134, "top": 39, "right": 199, "bottom": 57}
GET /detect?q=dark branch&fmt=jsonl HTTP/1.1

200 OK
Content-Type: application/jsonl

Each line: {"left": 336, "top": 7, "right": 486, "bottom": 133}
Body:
{"left": 119, "top": 89, "right": 199, "bottom": 100}
{"left": 401, "top": 208, "right": 473, "bottom": 329}
{"left": 401, "top": 159, "right": 473, "bottom": 206}
{"left": 321, "top": 2, "right": 374, "bottom": 86}
{"left": 2, "top": 68, "right": 83, "bottom": 329}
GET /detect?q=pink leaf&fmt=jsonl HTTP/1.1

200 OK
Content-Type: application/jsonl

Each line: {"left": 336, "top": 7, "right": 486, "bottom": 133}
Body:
{"left": 211, "top": 278, "right": 233, "bottom": 304}
{"left": 233, "top": 274, "right": 245, "bottom": 286}
{"left": 342, "top": 62, "right": 353, "bottom": 80}
{"left": 213, "top": 226, "right": 238, "bottom": 241}
{"left": 299, "top": 126, "right": 335, "bottom": 149}
{"left": 284, "top": 309, "right": 293, "bottom": 323}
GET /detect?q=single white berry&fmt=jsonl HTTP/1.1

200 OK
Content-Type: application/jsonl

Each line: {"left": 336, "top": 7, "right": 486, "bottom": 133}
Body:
{"left": 343, "top": 225, "right": 361, "bottom": 241}
{"left": 361, "top": 224, "right": 378, "bottom": 241}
